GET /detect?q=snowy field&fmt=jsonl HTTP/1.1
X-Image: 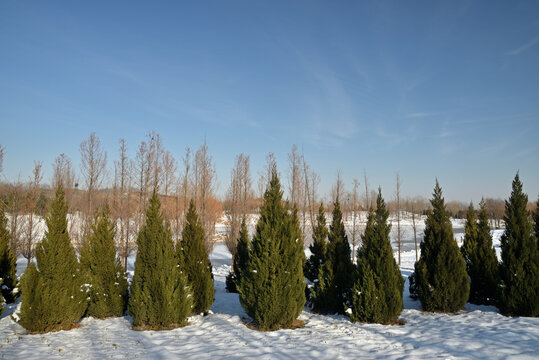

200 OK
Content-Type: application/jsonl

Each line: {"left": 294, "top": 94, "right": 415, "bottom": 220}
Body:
{"left": 1, "top": 230, "right": 538, "bottom": 359}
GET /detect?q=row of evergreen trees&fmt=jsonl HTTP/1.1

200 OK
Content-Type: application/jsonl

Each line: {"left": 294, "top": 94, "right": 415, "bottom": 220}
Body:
{"left": 1, "top": 172, "right": 537, "bottom": 331}
{"left": 227, "top": 173, "right": 537, "bottom": 324}
{"left": 409, "top": 174, "right": 538, "bottom": 317}
{"left": 0, "top": 185, "right": 214, "bottom": 333}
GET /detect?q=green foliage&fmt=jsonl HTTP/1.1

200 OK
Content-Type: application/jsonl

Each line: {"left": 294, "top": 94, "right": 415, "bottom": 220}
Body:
{"left": 0, "top": 204, "right": 17, "bottom": 303}
{"left": 180, "top": 200, "right": 214, "bottom": 314}
{"left": 413, "top": 181, "right": 469, "bottom": 312}
{"left": 305, "top": 204, "right": 328, "bottom": 283}
{"left": 350, "top": 190, "right": 404, "bottom": 323}
{"left": 498, "top": 174, "right": 539, "bottom": 316}
{"left": 80, "top": 204, "right": 128, "bottom": 318}
{"left": 238, "top": 170, "right": 306, "bottom": 330}
{"left": 226, "top": 218, "right": 250, "bottom": 293}
{"left": 314, "top": 199, "right": 353, "bottom": 314}
{"left": 462, "top": 200, "right": 498, "bottom": 305}
{"left": 18, "top": 185, "right": 87, "bottom": 333}
{"left": 0, "top": 291, "right": 3, "bottom": 316}
{"left": 129, "top": 192, "right": 192, "bottom": 329}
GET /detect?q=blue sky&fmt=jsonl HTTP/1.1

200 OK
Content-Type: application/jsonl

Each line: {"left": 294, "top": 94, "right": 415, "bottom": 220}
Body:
{"left": 1, "top": 0, "right": 538, "bottom": 202}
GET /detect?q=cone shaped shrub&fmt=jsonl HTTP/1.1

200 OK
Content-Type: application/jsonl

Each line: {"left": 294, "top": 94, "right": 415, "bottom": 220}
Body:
{"left": 18, "top": 185, "right": 87, "bottom": 333}
{"left": 180, "top": 200, "right": 214, "bottom": 315}
{"left": 315, "top": 199, "right": 353, "bottom": 314}
{"left": 413, "top": 180, "right": 469, "bottom": 312}
{"left": 226, "top": 218, "right": 249, "bottom": 293}
{"left": 0, "top": 204, "right": 17, "bottom": 303}
{"left": 305, "top": 204, "right": 328, "bottom": 283}
{"left": 238, "top": 170, "right": 306, "bottom": 330}
{"left": 350, "top": 190, "right": 404, "bottom": 323}
{"left": 129, "top": 192, "right": 192, "bottom": 329}
{"left": 498, "top": 174, "right": 539, "bottom": 316}
{"left": 80, "top": 204, "right": 128, "bottom": 318}
{"left": 462, "top": 200, "right": 498, "bottom": 305}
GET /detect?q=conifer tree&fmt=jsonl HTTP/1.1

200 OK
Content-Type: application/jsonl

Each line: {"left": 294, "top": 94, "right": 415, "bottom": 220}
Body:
{"left": 412, "top": 180, "right": 469, "bottom": 312}
{"left": 350, "top": 189, "right": 404, "bottom": 323}
{"left": 462, "top": 200, "right": 498, "bottom": 305}
{"left": 129, "top": 192, "right": 192, "bottom": 329}
{"left": 18, "top": 185, "right": 87, "bottom": 333}
{"left": 238, "top": 170, "right": 306, "bottom": 330}
{"left": 226, "top": 217, "right": 249, "bottom": 293}
{"left": 461, "top": 203, "right": 478, "bottom": 270}
{"left": 305, "top": 204, "right": 328, "bottom": 283}
{"left": 180, "top": 200, "right": 214, "bottom": 315}
{"left": 498, "top": 174, "right": 539, "bottom": 316}
{"left": 321, "top": 199, "right": 353, "bottom": 314}
{"left": 80, "top": 204, "right": 128, "bottom": 318}
{"left": 0, "top": 204, "right": 17, "bottom": 303}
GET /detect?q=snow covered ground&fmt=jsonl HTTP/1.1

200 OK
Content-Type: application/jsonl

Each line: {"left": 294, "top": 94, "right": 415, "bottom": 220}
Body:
{"left": 1, "top": 230, "right": 538, "bottom": 359}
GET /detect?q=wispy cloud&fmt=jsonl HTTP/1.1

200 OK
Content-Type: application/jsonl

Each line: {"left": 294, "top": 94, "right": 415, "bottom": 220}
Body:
{"left": 507, "top": 36, "right": 539, "bottom": 55}
{"left": 405, "top": 112, "right": 437, "bottom": 119}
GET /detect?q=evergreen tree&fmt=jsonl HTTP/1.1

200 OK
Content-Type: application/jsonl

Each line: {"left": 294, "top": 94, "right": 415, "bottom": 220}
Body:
{"left": 80, "top": 204, "right": 128, "bottom": 318}
{"left": 319, "top": 199, "right": 353, "bottom": 314}
{"left": 129, "top": 192, "right": 192, "bottom": 329}
{"left": 412, "top": 180, "right": 469, "bottom": 312}
{"left": 461, "top": 203, "right": 478, "bottom": 271}
{"left": 226, "top": 217, "right": 249, "bottom": 293}
{"left": 0, "top": 204, "right": 17, "bottom": 303}
{"left": 180, "top": 200, "right": 214, "bottom": 315}
{"left": 305, "top": 204, "right": 328, "bottom": 283}
{"left": 350, "top": 189, "right": 404, "bottom": 323}
{"left": 238, "top": 170, "right": 306, "bottom": 330}
{"left": 462, "top": 200, "right": 498, "bottom": 305}
{"left": 18, "top": 185, "right": 87, "bottom": 333}
{"left": 498, "top": 174, "right": 539, "bottom": 316}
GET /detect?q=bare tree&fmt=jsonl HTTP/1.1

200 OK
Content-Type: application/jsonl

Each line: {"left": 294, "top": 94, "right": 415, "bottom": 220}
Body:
{"left": 302, "top": 153, "right": 320, "bottom": 245}
{"left": 194, "top": 141, "right": 219, "bottom": 252}
{"left": 22, "top": 161, "right": 43, "bottom": 264}
{"left": 406, "top": 196, "right": 427, "bottom": 262}
{"left": 175, "top": 147, "right": 192, "bottom": 235}
{"left": 350, "top": 178, "right": 361, "bottom": 262}
{"left": 225, "top": 153, "right": 253, "bottom": 257}
{"left": 331, "top": 171, "right": 345, "bottom": 203}
{"left": 257, "top": 152, "right": 277, "bottom": 198}
{"left": 394, "top": 172, "right": 403, "bottom": 266}
{"left": 288, "top": 144, "right": 304, "bottom": 206}
{"left": 52, "top": 153, "right": 79, "bottom": 246}
{"left": 145, "top": 130, "right": 163, "bottom": 193}
{"left": 7, "top": 177, "right": 24, "bottom": 255}
{"left": 363, "top": 169, "right": 371, "bottom": 210}
{"left": 0, "top": 144, "right": 4, "bottom": 176}
{"left": 113, "top": 139, "right": 133, "bottom": 271}
{"left": 80, "top": 132, "right": 107, "bottom": 239}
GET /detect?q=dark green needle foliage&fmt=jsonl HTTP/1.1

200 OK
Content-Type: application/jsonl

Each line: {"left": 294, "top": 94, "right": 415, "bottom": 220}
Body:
{"left": 18, "top": 185, "right": 87, "bottom": 333}
{"left": 305, "top": 204, "right": 328, "bottom": 283}
{"left": 350, "top": 189, "right": 404, "bottom": 323}
{"left": 129, "top": 192, "right": 192, "bottom": 330}
{"left": 80, "top": 204, "right": 128, "bottom": 318}
{"left": 319, "top": 199, "right": 353, "bottom": 314}
{"left": 498, "top": 174, "right": 538, "bottom": 316}
{"left": 180, "top": 200, "right": 214, "bottom": 315}
{"left": 0, "top": 204, "right": 17, "bottom": 303}
{"left": 238, "top": 169, "right": 306, "bottom": 330}
{"left": 226, "top": 218, "right": 250, "bottom": 293}
{"left": 462, "top": 200, "right": 498, "bottom": 305}
{"left": 412, "top": 180, "right": 469, "bottom": 312}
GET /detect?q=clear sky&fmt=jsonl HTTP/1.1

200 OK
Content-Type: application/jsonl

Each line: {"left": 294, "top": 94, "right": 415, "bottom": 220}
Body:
{"left": 1, "top": 0, "right": 538, "bottom": 202}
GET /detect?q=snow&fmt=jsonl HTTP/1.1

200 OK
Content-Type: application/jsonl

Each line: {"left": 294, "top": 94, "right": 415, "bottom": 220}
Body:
{"left": 1, "top": 230, "right": 538, "bottom": 359}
